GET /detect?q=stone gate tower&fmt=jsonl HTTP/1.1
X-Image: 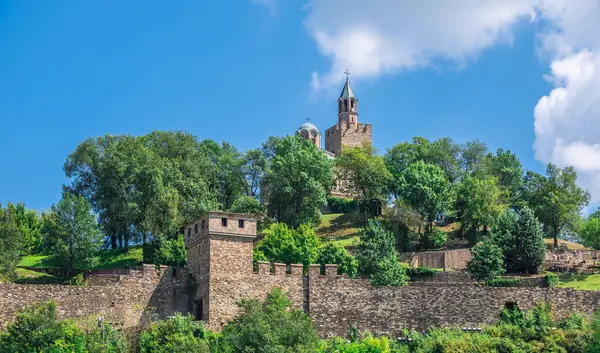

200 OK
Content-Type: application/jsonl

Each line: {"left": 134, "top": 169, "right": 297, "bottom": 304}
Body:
{"left": 324, "top": 78, "right": 372, "bottom": 156}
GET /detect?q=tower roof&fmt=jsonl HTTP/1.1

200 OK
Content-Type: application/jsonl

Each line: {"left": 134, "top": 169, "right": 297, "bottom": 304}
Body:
{"left": 339, "top": 78, "right": 355, "bottom": 100}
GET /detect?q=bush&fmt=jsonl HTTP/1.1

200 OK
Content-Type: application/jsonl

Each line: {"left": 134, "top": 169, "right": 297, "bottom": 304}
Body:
{"left": 467, "top": 240, "right": 505, "bottom": 281}
{"left": 221, "top": 287, "right": 320, "bottom": 353}
{"left": 0, "top": 301, "right": 85, "bottom": 352}
{"left": 486, "top": 277, "right": 521, "bottom": 287}
{"left": 406, "top": 267, "right": 438, "bottom": 280}
{"left": 546, "top": 272, "right": 559, "bottom": 287}
{"left": 319, "top": 334, "right": 394, "bottom": 353}
{"left": 317, "top": 243, "right": 358, "bottom": 277}
{"left": 427, "top": 228, "right": 447, "bottom": 249}
{"left": 139, "top": 314, "right": 209, "bottom": 353}
{"left": 229, "top": 195, "right": 265, "bottom": 215}
{"left": 64, "top": 272, "right": 85, "bottom": 286}
{"left": 371, "top": 256, "right": 409, "bottom": 287}
{"left": 150, "top": 235, "right": 187, "bottom": 267}
{"left": 257, "top": 223, "right": 320, "bottom": 267}
{"left": 327, "top": 197, "right": 359, "bottom": 214}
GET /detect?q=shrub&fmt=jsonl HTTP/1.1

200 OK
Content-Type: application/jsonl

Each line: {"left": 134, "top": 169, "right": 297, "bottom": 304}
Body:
{"left": 319, "top": 334, "right": 393, "bottom": 353}
{"left": 467, "top": 240, "right": 505, "bottom": 281}
{"left": 0, "top": 301, "right": 86, "bottom": 352}
{"left": 546, "top": 272, "right": 559, "bottom": 287}
{"left": 317, "top": 242, "right": 358, "bottom": 277}
{"left": 151, "top": 235, "right": 187, "bottom": 267}
{"left": 139, "top": 314, "right": 209, "bottom": 353}
{"left": 257, "top": 223, "right": 321, "bottom": 267}
{"left": 427, "top": 228, "right": 447, "bottom": 249}
{"left": 221, "top": 288, "right": 320, "bottom": 353}
{"left": 64, "top": 272, "right": 86, "bottom": 286}
{"left": 327, "top": 197, "right": 359, "bottom": 214}
{"left": 371, "top": 256, "right": 409, "bottom": 287}
{"left": 406, "top": 267, "right": 438, "bottom": 280}
{"left": 486, "top": 277, "right": 521, "bottom": 287}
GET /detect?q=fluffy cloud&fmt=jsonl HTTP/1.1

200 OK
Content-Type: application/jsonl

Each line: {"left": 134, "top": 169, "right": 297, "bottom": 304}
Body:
{"left": 533, "top": 1, "right": 600, "bottom": 202}
{"left": 306, "top": 0, "right": 538, "bottom": 90}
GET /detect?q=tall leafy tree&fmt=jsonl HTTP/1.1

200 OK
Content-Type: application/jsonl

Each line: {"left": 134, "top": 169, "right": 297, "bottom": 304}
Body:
{"left": 523, "top": 164, "right": 590, "bottom": 248}
{"left": 6, "top": 202, "right": 42, "bottom": 254}
{"left": 455, "top": 176, "right": 507, "bottom": 236}
{"left": 335, "top": 144, "right": 392, "bottom": 217}
{"left": 460, "top": 139, "right": 490, "bottom": 176}
{"left": 355, "top": 220, "right": 408, "bottom": 286}
{"left": 0, "top": 204, "right": 22, "bottom": 280}
{"left": 492, "top": 208, "right": 546, "bottom": 273}
{"left": 42, "top": 192, "right": 103, "bottom": 270}
{"left": 489, "top": 148, "right": 523, "bottom": 203}
{"left": 579, "top": 213, "right": 600, "bottom": 262}
{"left": 242, "top": 148, "right": 268, "bottom": 198}
{"left": 397, "top": 161, "right": 450, "bottom": 244}
{"left": 466, "top": 239, "right": 505, "bottom": 281}
{"left": 256, "top": 223, "right": 320, "bottom": 267}
{"left": 262, "top": 136, "right": 333, "bottom": 227}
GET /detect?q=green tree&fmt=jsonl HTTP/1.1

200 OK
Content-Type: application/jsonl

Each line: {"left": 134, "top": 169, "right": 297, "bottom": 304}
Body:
{"left": 466, "top": 239, "right": 505, "bottom": 281}
{"left": 381, "top": 201, "right": 424, "bottom": 251}
{"left": 229, "top": 195, "right": 265, "bottom": 215}
{"left": 460, "top": 139, "right": 490, "bottom": 176}
{"left": 151, "top": 235, "right": 187, "bottom": 267}
{"left": 493, "top": 208, "right": 546, "bottom": 273}
{"left": 42, "top": 192, "right": 103, "bottom": 270}
{"left": 243, "top": 148, "right": 268, "bottom": 198}
{"left": 335, "top": 144, "right": 392, "bottom": 217}
{"left": 317, "top": 243, "right": 358, "bottom": 277}
{"left": 489, "top": 148, "right": 523, "bottom": 203}
{"left": 580, "top": 214, "right": 600, "bottom": 260}
{"left": 397, "top": 161, "right": 450, "bottom": 247}
{"left": 455, "top": 176, "right": 507, "bottom": 237}
{"left": 523, "top": 164, "right": 590, "bottom": 248}
{"left": 7, "top": 202, "right": 42, "bottom": 254}
{"left": 262, "top": 136, "right": 333, "bottom": 227}
{"left": 139, "top": 314, "right": 209, "bottom": 353}
{"left": 221, "top": 288, "right": 320, "bottom": 353}
{"left": 355, "top": 220, "right": 409, "bottom": 286}
{"left": 0, "top": 204, "right": 22, "bottom": 280}
{"left": 257, "top": 223, "right": 321, "bottom": 267}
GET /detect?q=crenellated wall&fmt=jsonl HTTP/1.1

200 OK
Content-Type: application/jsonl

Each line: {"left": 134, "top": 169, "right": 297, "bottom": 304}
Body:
{"left": 0, "top": 265, "right": 191, "bottom": 329}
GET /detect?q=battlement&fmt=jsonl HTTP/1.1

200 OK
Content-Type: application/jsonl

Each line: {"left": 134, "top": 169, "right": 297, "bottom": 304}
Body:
{"left": 184, "top": 211, "right": 257, "bottom": 248}
{"left": 255, "top": 262, "right": 304, "bottom": 277}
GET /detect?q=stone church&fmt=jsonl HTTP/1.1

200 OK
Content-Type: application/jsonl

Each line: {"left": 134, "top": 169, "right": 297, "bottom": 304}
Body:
{"left": 296, "top": 78, "right": 372, "bottom": 197}
{"left": 296, "top": 77, "right": 372, "bottom": 156}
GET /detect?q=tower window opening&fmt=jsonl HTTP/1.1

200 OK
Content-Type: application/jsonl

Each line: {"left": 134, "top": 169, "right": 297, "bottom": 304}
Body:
{"left": 221, "top": 218, "right": 228, "bottom": 227}
{"left": 194, "top": 224, "right": 198, "bottom": 233}
{"left": 201, "top": 219, "right": 205, "bottom": 230}
{"left": 187, "top": 228, "right": 191, "bottom": 238}
{"left": 344, "top": 100, "right": 348, "bottom": 112}
{"left": 239, "top": 219, "right": 245, "bottom": 228}
{"left": 195, "top": 300, "right": 204, "bottom": 321}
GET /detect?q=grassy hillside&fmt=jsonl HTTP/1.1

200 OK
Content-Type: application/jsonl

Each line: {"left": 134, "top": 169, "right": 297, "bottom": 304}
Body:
{"left": 544, "top": 238, "right": 588, "bottom": 250}
{"left": 557, "top": 274, "right": 600, "bottom": 290}
{"left": 317, "top": 213, "right": 363, "bottom": 247}
{"left": 18, "top": 245, "right": 144, "bottom": 271}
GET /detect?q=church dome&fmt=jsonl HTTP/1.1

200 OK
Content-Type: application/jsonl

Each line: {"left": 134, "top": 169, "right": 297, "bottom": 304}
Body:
{"left": 296, "top": 121, "right": 321, "bottom": 136}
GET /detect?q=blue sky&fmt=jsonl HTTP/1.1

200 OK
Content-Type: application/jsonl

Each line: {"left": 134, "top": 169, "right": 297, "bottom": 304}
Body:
{"left": 1, "top": 1, "right": 599, "bottom": 211}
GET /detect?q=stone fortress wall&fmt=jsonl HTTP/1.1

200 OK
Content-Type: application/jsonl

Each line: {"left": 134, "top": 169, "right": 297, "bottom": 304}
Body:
{"left": 2, "top": 211, "right": 600, "bottom": 338}
{"left": 0, "top": 264, "right": 191, "bottom": 330}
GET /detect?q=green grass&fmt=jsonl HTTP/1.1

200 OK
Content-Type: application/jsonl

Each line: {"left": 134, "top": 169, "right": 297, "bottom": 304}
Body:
{"left": 13, "top": 268, "right": 66, "bottom": 284}
{"left": 318, "top": 213, "right": 363, "bottom": 238}
{"left": 18, "top": 245, "right": 144, "bottom": 271}
{"left": 556, "top": 273, "right": 600, "bottom": 290}
{"left": 544, "top": 238, "right": 589, "bottom": 250}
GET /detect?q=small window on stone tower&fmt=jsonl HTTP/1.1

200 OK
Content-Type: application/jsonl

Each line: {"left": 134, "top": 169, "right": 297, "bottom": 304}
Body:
{"left": 187, "top": 228, "right": 191, "bottom": 238}
{"left": 239, "top": 219, "right": 245, "bottom": 228}
{"left": 194, "top": 223, "right": 198, "bottom": 233}
{"left": 221, "top": 217, "right": 228, "bottom": 227}
{"left": 195, "top": 299, "right": 204, "bottom": 321}
{"left": 344, "top": 100, "right": 348, "bottom": 112}
{"left": 201, "top": 219, "right": 205, "bottom": 230}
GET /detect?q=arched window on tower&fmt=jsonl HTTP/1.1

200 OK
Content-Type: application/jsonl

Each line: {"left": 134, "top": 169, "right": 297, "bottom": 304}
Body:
{"left": 344, "top": 100, "right": 348, "bottom": 112}
{"left": 351, "top": 99, "right": 356, "bottom": 110}
{"left": 338, "top": 100, "right": 342, "bottom": 113}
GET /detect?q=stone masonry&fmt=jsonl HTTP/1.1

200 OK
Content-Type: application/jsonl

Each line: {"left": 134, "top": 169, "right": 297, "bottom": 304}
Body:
{"left": 3, "top": 211, "right": 600, "bottom": 337}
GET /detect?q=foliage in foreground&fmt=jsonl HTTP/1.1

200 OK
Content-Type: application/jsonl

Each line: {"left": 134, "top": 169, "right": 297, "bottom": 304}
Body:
{"left": 6, "top": 296, "right": 600, "bottom": 353}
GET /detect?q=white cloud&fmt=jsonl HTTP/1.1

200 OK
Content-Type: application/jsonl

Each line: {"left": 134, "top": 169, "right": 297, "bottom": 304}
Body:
{"left": 533, "top": 1, "right": 600, "bottom": 203}
{"left": 305, "top": 0, "right": 539, "bottom": 91}
{"left": 304, "top": 0, "right": 600, "bottom": 203}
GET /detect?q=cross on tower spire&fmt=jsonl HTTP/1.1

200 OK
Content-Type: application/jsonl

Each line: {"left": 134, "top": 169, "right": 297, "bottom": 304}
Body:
{"left": 344, "top": 69, "right": 351, "bottom": 81}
